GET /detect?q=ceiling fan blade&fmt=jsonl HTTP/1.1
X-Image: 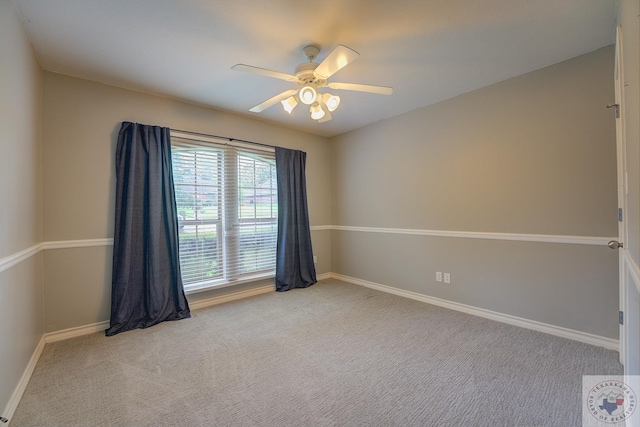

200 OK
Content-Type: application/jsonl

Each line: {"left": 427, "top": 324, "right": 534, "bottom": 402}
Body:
{"left": 327, "top": 82, "right": 393, "bottom": 95}
{"left": 249, "top": 89, "right": 299, "bottom": 113}
{"left": 231, "top": 64, "right": 299, "bottom": 83}
{"left": 313, "top": 45, "right": 360, "bottom": 79}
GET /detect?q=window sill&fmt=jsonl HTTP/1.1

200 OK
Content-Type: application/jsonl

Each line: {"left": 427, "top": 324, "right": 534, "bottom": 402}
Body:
{"left": 184, "top": 272, "right": 275, "bottom": 296}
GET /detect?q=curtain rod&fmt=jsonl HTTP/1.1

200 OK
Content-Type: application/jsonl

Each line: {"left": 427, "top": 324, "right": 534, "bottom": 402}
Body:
{"left": 170, "top": 128, "right": 277, "bottom": 150}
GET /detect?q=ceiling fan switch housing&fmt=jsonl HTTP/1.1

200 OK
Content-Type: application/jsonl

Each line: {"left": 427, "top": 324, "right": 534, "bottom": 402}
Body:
{"left": 303, "top": 45, "right": 320, "bottom": 62}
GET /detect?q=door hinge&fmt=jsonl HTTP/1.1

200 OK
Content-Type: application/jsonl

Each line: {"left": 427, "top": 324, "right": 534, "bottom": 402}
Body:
{"left": 619, "top": 311, "right": 624, "bottom": 325}
{"left": 618, "top": 208, "right": 623, "bottom": 222}
{"left": 607, "top": 103, "right": 620, "bottom": 118}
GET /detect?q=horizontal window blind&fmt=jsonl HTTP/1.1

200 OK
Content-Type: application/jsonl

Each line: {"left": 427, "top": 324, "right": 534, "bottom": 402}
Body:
{"left": 172, "top": 136, "right": 277, "bottom": 290}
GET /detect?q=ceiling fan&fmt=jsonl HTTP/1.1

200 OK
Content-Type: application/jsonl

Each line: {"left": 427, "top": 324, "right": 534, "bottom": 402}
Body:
{"left": 231, "top": 44, "right": 393, "bottom": 123}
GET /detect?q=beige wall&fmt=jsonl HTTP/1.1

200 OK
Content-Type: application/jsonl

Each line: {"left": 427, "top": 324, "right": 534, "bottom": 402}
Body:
{"left": 41, "top": 72, "right": 333, "bottom": 332}
{"left": 0, "top": 3, "right": 42, "bottom": 256}
{"left": 332, "top": 47, "right": 617, "bottom": 236}
{"left": 0, "top": 0, "right": 44, "bottom": 415}
{"left": 331, "top": 46, "right": 620, "bottom": 338}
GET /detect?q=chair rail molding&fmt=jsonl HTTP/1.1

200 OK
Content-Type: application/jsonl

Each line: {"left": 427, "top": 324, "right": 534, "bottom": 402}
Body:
{"left": 0, "top": 226, "right": 614, "bottom": 276}
{"left": 324, "top": 225, "right": 614, "bottom": 246}
{"left": 0, "top": 243, "right": 42, "bottom": 273}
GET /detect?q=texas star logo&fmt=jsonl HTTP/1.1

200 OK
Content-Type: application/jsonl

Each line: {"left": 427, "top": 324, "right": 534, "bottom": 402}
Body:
{"left": 587, "top": 380, "right": 637, "bottom": 424}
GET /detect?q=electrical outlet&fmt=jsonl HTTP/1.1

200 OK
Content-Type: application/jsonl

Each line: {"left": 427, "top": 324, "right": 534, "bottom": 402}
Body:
{"left": 444, "top": 273, "right": 451, "bottom": 284}
{"left": 436, "top": 272, "right": 442, "bottom": 282}
{"left": 313, "top": 256, "right": 318, "bottom": 264}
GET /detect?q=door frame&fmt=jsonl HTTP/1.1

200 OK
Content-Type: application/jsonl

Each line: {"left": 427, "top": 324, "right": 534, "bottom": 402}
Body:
{"left": 614, "top": 24, "right": 633, "bottom": 369}
{"left": 615, "top": 25, "right": 627, "bottom": 365}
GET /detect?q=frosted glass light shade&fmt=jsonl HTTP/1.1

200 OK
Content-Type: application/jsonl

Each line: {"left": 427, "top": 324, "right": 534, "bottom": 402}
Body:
{"left": 322, "top": 93, "right": 340, "bottom": 112}
{"left": 281, "top": 96, "right": 298, "bottom": 114}
{"left": 310, "top": 103, "right": 325, "bottom": 120}
{"left": 299, "top": 85, "right": 317, "bottom": 105}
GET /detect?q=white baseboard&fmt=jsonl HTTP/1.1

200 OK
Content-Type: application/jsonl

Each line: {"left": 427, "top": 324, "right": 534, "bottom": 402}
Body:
{"left": 44, "top": 321, "right": 111, "bottom": 344}
{"left": 2, "top": 336, "right": 45, "bottom": 425}
{"left": 330, "top": 273, "right": 620, "bottom": 351}
{"left": 316, "top": 272, "right": 331, "bottom": 281}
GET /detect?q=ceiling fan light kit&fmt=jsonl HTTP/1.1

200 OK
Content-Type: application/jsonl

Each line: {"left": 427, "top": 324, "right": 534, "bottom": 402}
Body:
{"left": 232, "top": 44, "right": 393, "bottom": 123}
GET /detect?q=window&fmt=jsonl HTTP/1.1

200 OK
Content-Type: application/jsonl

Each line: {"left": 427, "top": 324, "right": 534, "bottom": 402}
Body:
{"left": 171, "top": 135, "right": 277, "bottom": 291}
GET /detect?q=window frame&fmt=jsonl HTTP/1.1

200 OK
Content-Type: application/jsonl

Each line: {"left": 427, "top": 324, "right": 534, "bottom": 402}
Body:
{"left": 171, "top": 132, "right": 277, "bottom": 294}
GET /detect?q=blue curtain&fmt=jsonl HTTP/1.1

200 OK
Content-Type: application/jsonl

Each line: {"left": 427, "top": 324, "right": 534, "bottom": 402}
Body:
{"left": 106, "top": 122, "right": 190, "bottom": 336}
{"left": 275, "top": 147, "right": 317, "bottom": 291}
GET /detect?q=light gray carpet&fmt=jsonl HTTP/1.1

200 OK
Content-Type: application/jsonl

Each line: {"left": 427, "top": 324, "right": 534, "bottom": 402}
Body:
{"left": 11, "top": 279, "right": 622, "bottom": 426}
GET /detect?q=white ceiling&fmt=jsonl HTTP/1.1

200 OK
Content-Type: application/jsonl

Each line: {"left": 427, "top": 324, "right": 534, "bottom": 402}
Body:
{"left": 12, "top": 0, "right": 616, "bottom": 137}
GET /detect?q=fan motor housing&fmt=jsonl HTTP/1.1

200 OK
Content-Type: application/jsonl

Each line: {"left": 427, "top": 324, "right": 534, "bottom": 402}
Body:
{"left": 295, "top": 62, "right": 325, "bottom": 85}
